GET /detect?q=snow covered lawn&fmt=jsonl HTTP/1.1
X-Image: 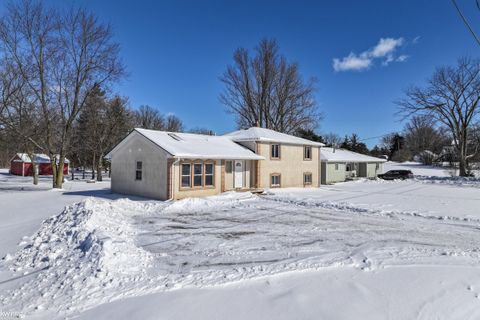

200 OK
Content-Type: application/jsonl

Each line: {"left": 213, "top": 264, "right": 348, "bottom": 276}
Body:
{"left": 1, "top": 164, "right": 480, "bottom": 319}
{"left": 0, "top": 169, "right": 114, "bottom": 258}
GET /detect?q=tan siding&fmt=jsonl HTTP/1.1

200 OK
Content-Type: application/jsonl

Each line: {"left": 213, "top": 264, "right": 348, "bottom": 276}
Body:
{"left": 172, "top": 160, "right": 222, "bottom": 199}
{"left": 224, "top": 160, "right": 234, "bottom": 190}
{"left": 256, "top": 142, "right": 320, "bottom": 188}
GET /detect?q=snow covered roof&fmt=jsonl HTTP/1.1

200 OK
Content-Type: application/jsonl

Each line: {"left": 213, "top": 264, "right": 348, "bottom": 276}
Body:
{"left": 224, "top": 127, "right": 324, "bottom": 147}
{"left": 12, "top": 153, "right": 70, "bottom": 164}
{"left": 320, "top": 148, "right": 386, "bottom": 163}
{"left": 123, "top": 128, "right": 265, "bottom": 160}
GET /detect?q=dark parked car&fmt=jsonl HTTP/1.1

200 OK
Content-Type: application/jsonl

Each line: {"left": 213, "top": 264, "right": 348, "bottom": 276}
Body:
{"left": 377, "top": 170, "right": 414, "bottom": 180}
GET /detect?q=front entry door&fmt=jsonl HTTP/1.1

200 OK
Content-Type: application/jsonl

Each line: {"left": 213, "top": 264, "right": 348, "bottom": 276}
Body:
{"left": 234, "top": 160, "right": 244, "bottom": 188}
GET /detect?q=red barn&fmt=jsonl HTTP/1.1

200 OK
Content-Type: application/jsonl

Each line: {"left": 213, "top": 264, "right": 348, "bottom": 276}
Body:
{"left": 10, "top": 153, "right": 69, "bottom": 176}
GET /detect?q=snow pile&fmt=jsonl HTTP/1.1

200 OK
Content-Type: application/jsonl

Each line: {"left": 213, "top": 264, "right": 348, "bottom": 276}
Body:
{"left": 163, "top": 191, "right": 257, "bottom": 214}
{"left": 0, "top": 198, "right": 160, "bottom": 315}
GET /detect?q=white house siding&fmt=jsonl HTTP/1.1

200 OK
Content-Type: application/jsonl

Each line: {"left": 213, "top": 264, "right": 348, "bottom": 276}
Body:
{"left": 367, "top": 162, "right": 382, "bottom": 178}
{"left": 323, "top": 162, "right": 347, "bottom": 184}
{"left": 111, "top": 131, "right": 170, "bottom": 200}
{"left": 322, "top": 162, "right": 383, "bottom": 184}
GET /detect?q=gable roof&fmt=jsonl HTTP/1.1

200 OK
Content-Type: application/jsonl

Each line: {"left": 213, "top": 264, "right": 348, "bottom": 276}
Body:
{"left": 110, "top": 128, "right": 264, "bottom": 160}
{"left": 224, "top": 127, "right": 324, "bottom": 146}
{"left": 12, "top": 153, "right": 70, "bottom": 164}
{"left": 320, "top": 147, "right": 386, "bottom": 163}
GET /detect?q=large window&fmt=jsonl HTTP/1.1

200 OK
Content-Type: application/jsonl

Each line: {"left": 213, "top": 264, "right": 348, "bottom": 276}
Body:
{"left": 304, "top": 146, "right": 312, "bottom": 160}
{"left": 180, "top": 161, "right": 215, "bottom": 189}
{"left": 181, "top": 163, "right": 191, "bottom": 187}
{"left": 205, "top": 163, "right": 214, "bottom": 186}
{"left": 193, "top": 163, "right": 203, "bottom": 187}
{"left": 271, "top": 144, "right": 280, "bottom": 159}
{"left": 303, "top": 172, "right": 312, "bottom": 185}
{"left": 270, "top": 174, "right": 281, "bottom": 187}
{"left": 135, "top": 161, "right": 143, "bottom": 181}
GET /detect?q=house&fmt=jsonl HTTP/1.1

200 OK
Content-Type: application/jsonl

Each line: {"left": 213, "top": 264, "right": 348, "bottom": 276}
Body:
{"left": 107, "top": 127, "right": 324, "bottom": 200}
{"left": 10, "top": 153, "right": 70, "bottom": 176}
{"left": 320, "top": 147, "right": 386, "bottom": 184}
{"left": 225, "top": 127, "right": 324, "bottom": 189}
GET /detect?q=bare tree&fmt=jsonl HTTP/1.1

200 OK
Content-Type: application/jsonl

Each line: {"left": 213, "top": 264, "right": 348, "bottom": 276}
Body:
{"left": 134, "top": 105, "right": 165, "bottom": 129}
{"left": 323, "top": 133, "right": 342, "bottom": 147}
{"left": 0, "top": 0, "right": 125, "bottom": 188}
{"left": 133, "top": 105, "right": 184, "bottom": 132}
{"left": 397, "top": 57, "right": 480, "bottom": 176}
{"left": 0, "top": 58, "right": 43, "bottom": 184}
{"left": 404, "top": 115, "right": 449, "bottom": 164}
{"left": 165, "top": 114, "right": 184, "bottom": 132}
{"left": 189, "top": 127, "right": 215, "bottom": 135}
{"left": 220, "top": 38, "right": 321, "bottom": 134}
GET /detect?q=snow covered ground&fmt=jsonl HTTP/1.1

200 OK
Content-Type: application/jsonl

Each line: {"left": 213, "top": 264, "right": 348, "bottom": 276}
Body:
{"left": 1, "top": 164, "right": 480, "bottom": 319}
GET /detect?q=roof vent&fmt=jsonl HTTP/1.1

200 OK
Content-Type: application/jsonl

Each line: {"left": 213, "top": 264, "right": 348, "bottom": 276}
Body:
{"left": 168, "top": 133, "right": 183, "bottom": 141}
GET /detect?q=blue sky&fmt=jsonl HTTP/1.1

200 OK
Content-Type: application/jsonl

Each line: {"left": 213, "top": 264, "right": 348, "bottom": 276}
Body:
{"left": 30, "top": 1, "right": 480, "bottom": 146}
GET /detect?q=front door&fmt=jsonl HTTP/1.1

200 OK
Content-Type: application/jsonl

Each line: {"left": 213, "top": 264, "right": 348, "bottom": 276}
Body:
{"left": 234, "top": 160, "right": 244, "bottom": 188}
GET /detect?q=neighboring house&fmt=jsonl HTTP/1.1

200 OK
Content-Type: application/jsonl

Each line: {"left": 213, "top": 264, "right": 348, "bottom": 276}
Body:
{"left": 107, "top": 127, "right": 324, "bottom": 200}
{"left": 10, "top": 153, "right": 70, "bottom": 176}
{"left": 320, "top": 147, "right": 386, "bottom": 184}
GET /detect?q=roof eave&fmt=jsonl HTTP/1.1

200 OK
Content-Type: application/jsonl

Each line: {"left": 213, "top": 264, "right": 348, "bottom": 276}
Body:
{"left": 174, "top": 155, "right": 265, "bottom": 160}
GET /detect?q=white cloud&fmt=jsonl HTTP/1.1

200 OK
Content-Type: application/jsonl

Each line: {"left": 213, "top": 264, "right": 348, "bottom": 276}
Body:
{"left": 333, "top": 53, "right": 372, "bottom": 72}
{"left": 371, "top": 38, "right": 404, "bottom": 58}
{"left": 333, "top": 37, "right": 407, "bottom": 72}
{"left": 412, "top": 36, "right": 421, "bottom": 44}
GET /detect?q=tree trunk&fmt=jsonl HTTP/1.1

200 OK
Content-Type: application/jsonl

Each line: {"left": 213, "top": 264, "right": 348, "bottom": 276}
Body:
{"left": 51, "top": 157, "right": 58, "bottom": 188}
{"left": 55, "top": 156, "right": 65, "bottom": 188}
{"left": 96, "top": 154, "right": 103, "bottom": 182}
{"left": 33, "top": 163, "right": 39, "bottom": 185}
{"left": 91, "top": 153, "right": 96, "bottom": 180}
{"left": 458, "top": 140, "right": 468, "bottom": 176}
{"left": 27, "top": 151, "right": 39, "bottom": 185}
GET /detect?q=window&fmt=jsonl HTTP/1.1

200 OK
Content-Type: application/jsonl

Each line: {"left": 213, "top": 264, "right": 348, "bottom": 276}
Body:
{"left": 375, "top": 163, "right": 380, "bottom": 170}
{"left": 193, "top": 163, "right": 203, "bottom": 187}
{"left": 304, "top": 146, "right": 312, "bottom": 160}
{"left": 181, "top": 161, "right": 215, "bottom": 189}
{"left": 304, "top": 173, "right": 312, "bottom": 185}
{"left": 135, "top": 161, "right": 142, "bottom": 181}
{"left": 271, "top": 144, "right": 280, "bottom": 159}
{"left": 225, "top": 161, "right": 233, "bottom": 173}
{"left": 335, "top": 163, "right": 339, "bottom": 170}
{"left": 270, "top": 174, "right": 281, "bottom": 187}
{"left": 205, "top": 163, "right": 214, "bottom": 186}
{"left": 181, "top": 163, "right": 191, "bottom": 187}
